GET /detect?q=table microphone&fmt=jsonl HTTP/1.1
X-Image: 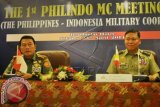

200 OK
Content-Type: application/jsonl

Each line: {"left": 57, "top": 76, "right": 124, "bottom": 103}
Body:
{"left": 155, "top": 77, "right": 160, "bottom": 82}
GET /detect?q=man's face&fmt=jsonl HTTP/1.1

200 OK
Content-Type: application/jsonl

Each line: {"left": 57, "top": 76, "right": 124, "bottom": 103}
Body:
{"left": 124, "top": 32, "right": 141, "bottom": 53}
{"left": 19, "top": 39, "right": 36, "bottom": 58}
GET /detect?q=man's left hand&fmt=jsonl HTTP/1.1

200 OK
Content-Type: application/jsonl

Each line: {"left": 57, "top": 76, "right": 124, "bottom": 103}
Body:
{"left": 21, "top": 73, "right": 32, "bottom": 79}
{"left": 149, "top": 73, "right": 159, "bottom": 81}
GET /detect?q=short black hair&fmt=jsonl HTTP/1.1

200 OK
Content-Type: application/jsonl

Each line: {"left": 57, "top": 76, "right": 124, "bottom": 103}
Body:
{"left": 125, "top": 29, "right": 140, "bottom": 38}
{"left": 19, "top": 35, "right": 36, "bottom": 46}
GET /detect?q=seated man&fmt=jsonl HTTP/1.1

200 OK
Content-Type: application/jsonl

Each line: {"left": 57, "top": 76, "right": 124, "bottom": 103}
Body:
{"left": 107, "top": 29, "right": 160, "bottom": 81}
{"left": 3, "top": 35, "right": 53, "bottom": 81}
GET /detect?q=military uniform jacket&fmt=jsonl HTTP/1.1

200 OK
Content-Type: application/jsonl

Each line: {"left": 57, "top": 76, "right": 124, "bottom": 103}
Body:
{"left": 107, "top": 49, "right": 160, "bottom": 75}
{"left": 3, "top": 53, "right": 53, "bottom": 80}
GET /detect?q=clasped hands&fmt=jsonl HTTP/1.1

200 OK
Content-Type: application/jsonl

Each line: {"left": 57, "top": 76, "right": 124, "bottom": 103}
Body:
{"left": 15, "top": 70, "right": 32, "bottom": 79}
{"left": 148, "top": 73, "right": 159, "bottom": 81}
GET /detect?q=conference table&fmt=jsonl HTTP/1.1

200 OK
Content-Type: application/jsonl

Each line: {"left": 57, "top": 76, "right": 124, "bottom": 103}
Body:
{"left": 0, "top": 79, "right": 160, "bottom": 107}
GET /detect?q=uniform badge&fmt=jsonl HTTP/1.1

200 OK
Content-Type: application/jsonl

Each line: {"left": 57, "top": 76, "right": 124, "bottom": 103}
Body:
{"left": 139, "top": 58, "right": 147, "bottom": 65}
{"left": 44, "top": 61, "right": 51, "bottom": 68}
{"left": 120, "top": 57, "right": 126, "bottom": 63}
{"left": 32, "top": 61, "right": 41, "bottom": 73}
{"left": 119, "top": 57, "right": 128, "bottom": 71}
{"left": 33, "top": 61, "right": 37, "bottom": 64}
{"left": 38, "top": 60, "right": 42, "bottom": 64}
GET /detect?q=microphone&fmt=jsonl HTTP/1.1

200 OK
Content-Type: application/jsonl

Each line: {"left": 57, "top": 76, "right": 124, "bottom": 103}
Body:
{"left": 133, "top": 75, "right": 149, "bottom": 82}
{"left": 155, "top": 77, "right": 160, "bottom": 82}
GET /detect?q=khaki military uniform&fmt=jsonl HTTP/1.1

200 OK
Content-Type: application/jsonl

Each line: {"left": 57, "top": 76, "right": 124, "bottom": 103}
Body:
{"left": 3, "top": 53, "right": 53, "bottom": 80}
{"left": 107, "top": 49, "right": 160, "bottom": 75}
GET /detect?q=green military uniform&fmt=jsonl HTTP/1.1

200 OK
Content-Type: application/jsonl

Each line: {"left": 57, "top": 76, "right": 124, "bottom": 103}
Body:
{"left": 107, "top": 49, "right": 160, "bottom": 75}
{"left": 3, "top": 53, "right": 53, "bottom": 81}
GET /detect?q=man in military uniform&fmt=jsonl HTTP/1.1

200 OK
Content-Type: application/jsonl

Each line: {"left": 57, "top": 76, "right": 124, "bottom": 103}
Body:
{"left": 3, "top": 35, "right": 53, "bottom": 81}
{"left": 107, "top": 29, "right": 160, "bottom": 81}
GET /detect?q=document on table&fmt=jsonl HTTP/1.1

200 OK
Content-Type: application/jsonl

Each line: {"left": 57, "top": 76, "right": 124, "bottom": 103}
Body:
{"left": 96, "top": 74, "right": 132, "bottom": 82}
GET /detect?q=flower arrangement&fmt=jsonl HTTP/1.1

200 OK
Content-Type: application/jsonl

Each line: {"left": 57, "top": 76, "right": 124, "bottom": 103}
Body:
{"left": 53, "top": 66, "right": 90, "bottom": 82}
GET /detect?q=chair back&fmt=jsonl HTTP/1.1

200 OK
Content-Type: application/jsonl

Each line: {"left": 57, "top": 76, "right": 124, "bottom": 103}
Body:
{"left": 37, "top": 50, "right": 70, "bottom": 69}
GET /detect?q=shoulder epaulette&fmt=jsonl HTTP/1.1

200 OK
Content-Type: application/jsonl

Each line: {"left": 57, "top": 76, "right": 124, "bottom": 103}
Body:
{"left": 141, "top": 50, "right": 152, "bottom": 56}
{"left": 36, "top": 53, "right": 47, "bottom": 59}
{"left": 119, "top": 50, "right": 125, "bottom": 54}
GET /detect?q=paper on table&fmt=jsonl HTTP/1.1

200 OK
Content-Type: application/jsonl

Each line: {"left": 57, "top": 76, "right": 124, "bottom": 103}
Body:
{"left": 96, "top": 74, "right": 132, "bottom": 82}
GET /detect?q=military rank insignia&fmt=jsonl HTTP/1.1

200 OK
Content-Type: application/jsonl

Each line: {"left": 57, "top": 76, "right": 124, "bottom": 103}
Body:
{"left": 32, "top": 61, "right": 41, "bottom": 77}
{"left": 139, "top": 58, "right": 147, "bottom": 65}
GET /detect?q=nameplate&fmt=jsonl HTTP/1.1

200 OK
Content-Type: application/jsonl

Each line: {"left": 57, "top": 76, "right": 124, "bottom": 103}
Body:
{"left": 96, "top": 74, "right": 132, "bottom": 82}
